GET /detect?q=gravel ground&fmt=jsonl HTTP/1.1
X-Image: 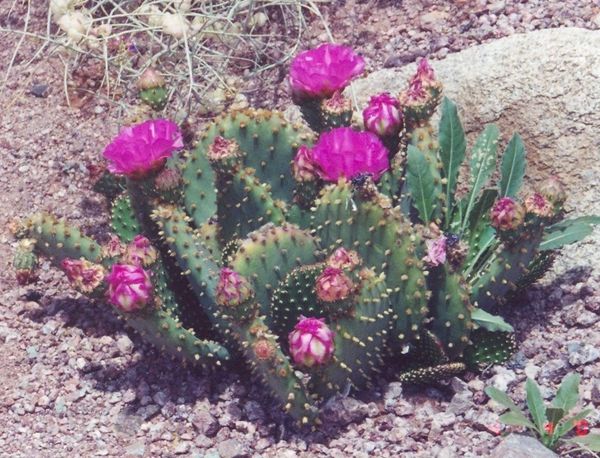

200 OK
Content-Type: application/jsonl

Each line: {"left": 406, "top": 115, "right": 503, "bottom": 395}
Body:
{"left": 1, "top": 1, "right": 599, "bottom": 457}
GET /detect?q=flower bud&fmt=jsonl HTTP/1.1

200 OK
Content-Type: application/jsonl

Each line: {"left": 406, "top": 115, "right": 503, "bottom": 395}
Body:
{"left": 288, "top": 316, "right": 335, "bottom": 367}
{"left": 215, "top": 268, "right": 254, "bottom": 307}
{"left": 490, "top": 197, "right": 525, "bottom": 231}
{"left": 320, "top": 91, "right": 353, "bottom": 129}
{"left": 207, "top": 136, "right": 242, "bottom": 170}
{"left": 362, "top": 93, "right": 403, "bottom": 137}
{"left": 102, "top": 235, "right": 125, "bottom": 259}
{"left": 124, "top": 235, "right": 158, "bottom": 267}
{"left": 292, "top": 145, "right": 318, "bottom": 182}
{"left": 138, "top": 68, "right": 165, "bottom": 90}
{"left": 524, "top": 193, "right": 554, "bottom": 218}
{"left": 423, "top": 235, "right": 447, "bottom": 267}
{"left": 327, "top": 248, "right": 361, "bottom": 271}
{"left": 62, "top": 258, "right": 106, "bottom": 294}
{"left": 315, "top": 267, "right": 354, "bottom": 303}
{"left": 106, "top": 264, "right": 153, "bottom": 312}
{"left": 538, "top": 175, "right": 566, "bottom": 206}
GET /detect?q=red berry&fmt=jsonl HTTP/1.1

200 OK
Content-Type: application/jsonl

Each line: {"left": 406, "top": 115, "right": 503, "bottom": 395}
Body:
{"left": 544, "top": 422, "right": 554, "bottom": 435}
{"left": 574, "top": 419, "right": 590, "bottom": 436}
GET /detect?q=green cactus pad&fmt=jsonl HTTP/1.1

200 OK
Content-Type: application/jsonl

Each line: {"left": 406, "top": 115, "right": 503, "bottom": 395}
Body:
{"left": 217, "top": 167, "right": 286, "bottom": 242}
{"left": 310, "top": 271, "right": 394, "bottom": 398}
{"left": 229, "top": 223, "right": 321, "bottom": 320}
{"left": 111, "top": 194, "right": 142, "bottom": 243}
{"left": 398, "top": 362, "right": 466, "bottom": 385}
{"left": 463, "top": 329, "right": 517, "bottom": 370}
{"left": 311, "top": 180, "right": 428, "bottom": 344}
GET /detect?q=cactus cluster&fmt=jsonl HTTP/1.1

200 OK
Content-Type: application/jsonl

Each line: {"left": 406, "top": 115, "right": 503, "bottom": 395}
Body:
{"left": 12, "top": 44, "right": 599, "bottom": 425}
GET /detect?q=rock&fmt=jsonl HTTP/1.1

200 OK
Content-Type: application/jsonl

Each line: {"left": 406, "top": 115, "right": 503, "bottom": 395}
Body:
{"left": 450, "top": 377, "right": 470, "bottom": 395}
{"left": 174, "top": 442, "right": 191, "bottom": 454}
{"left": 116, "top": 335, "right": 134, "bottom": 355}
{"left": 384, "top": 382, "right": 403, "bottom": 410}
{"left": 125, "top": 440, "right": 145, "bottom": 456}
{"left": 491, "top": 434, "right": 558, "bottom": 458}
{"left": 489, "top": 367, "right": 517, "bottom": 392}
{"left": 592, "top": 380, "right": 600, "bottom": 404}
{"left": 540, "top": 359, "right": 567, "bottom": 380}
{"left": 567, "top": 342, "right": 600, "bottom": 366}
{"left": 351, "top": 28, "right": 600, "bottom": 220}
{"left": 322, "top": 396, "right": 369, "bottom": 426}
{"left": 488, "top": 1, "right": 506, "bottom": 14}
{"left": 243, "top": 400, "right": 264, "bottom": 421}
{"left": 447, "top": 391, "right": 473, "bottom": 415}
{"left": 191, "top": 408, "right": 220, "bottom": 437}
{"left": 30, "top": 84, "right": 50, "bottom": 98}
{"left": 524, "top": 364, "right": 540, "bottom": 380}
{"left": 217, "top": 438, "right": 248, "bottom": 458}
{"left": 420, "top": 11, "right": 450, "bottom": 31}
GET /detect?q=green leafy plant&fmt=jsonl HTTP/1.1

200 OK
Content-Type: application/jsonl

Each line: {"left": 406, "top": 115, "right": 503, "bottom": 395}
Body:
{"left": 485, "top": 373, "right": 600, "bottom": 454}
{"left": 10, "top": 45, "right": 600, "bottom": 425}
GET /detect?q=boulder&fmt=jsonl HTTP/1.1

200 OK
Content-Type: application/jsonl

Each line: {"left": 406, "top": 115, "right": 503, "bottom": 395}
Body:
{"left": 490, "top": 434, "right": 558, "bottom": 458}
{"left": 351, "top": 28, "right": 600, "bottom": 215}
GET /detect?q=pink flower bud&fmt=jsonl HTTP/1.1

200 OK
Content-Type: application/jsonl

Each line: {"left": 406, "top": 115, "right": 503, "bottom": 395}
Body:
{"left": 123, "top": 235, "right": 158, "bottom": 267}
{"left": 215, "top": 268, "right": 254, "bottom": 306}
{"left": 137, "top": 68, "right": 165, "bottom": 90}
{"left": 423, "top": 235, "right": 447, "bottom": 267}
{"left": 315, "top": 267, "right": 354, "bottom": 302}
{"left": 311, "top": 127, "right": 389, "bottom": 182}
{"left": 154, "top": 167, "right": 182, "bottom": 191}
{"left": 106, "top": 264, "right": 152, "bottom": 312}
{"left": 292, "top": 145, "right": 318, "bottom": 182}
{"left": 289, "top": 44, "right": 365, "bottom": 101}
{"left": 524, "top": 193, "right": 554, "bottom": 218}
{"left": 491, "top": 197, "right": 526, "bottom": 231}
{"left": 61, "top": 258, "right": 106, "bottom": 294}
{"left": 253, "top": 338, "right": 276, "bottom": 361}
{"left": 102, "top": 235, "right": 125, "bottom": 259}
{"left": 103, "top": 119, "right": 183, "bottom": 178}
{"left": 288, "top": 316, "right": 335, "bottom": 367}
{"left": 538, "top": 175, "right": 566, "bottom": 206}
{"left": 327, "top": 247, "right": 361, "bottom": 271}
{"left": 362, "top": 93, "right": 403, "bottom": 137}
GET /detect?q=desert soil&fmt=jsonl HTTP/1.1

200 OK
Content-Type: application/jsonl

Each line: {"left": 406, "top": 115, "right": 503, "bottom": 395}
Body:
{"left": 1, "top": 1, "right": 599, "bottom": 457}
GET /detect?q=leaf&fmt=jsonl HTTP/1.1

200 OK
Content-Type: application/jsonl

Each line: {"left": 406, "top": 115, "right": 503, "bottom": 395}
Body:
{"left": 485, "top": 386, "right": 523, "bottom": 413}
{"left": 545, "top": 407, "right": 565, "bottom": 425}
{"left": 499, "top": 411, "right": 537, "bottom": 430}
{"left": 552, "top": 373, "right": 580, "bottom": 413}
{"left": 406, "top": 144, "right": 436, "bottom": 224}
{"left": 462, "top": 125, "right": 500, "bottom": 230}
{"left": 499, "top": 133, "right": 526, "bottom": 198}
{"left": 566, "top": 434, "right": 600, "bottom": 452}
{"left": 553, "top": 409, "right": 593, "bottom": 439}
{"left": 438, "top": 98, "right": 466, "bottom": 217}
{"left": 526, "top": 378, "right": 547, "bottom": 434}
{"left": 541, "top": 216, "right": 600, "bottom": 251}
{"left": 467, "top": 188, "right": 499, "bottom": 235}
{"left": 471, "top": 308, "right": 514, "bottom": 332}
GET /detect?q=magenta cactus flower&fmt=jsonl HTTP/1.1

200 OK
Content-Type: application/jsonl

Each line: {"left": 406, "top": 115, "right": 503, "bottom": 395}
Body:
{"left": 327, "top": 247, "right": 361, "bottom": 271}
{"left": 288, "top": 316, "right": 335, "bottom": 367}
{"left": 292, "top": 145, "right": 318, "bottom": 182}
{"left": 103, "top": 119, "right": 183, "bottom": 178}
{"left": 105, "top": 264, "right": 152, "bottom": 312}
{"left": 215, "top": 268, "right": 254, "bottom": 306}
{"left": 524, "top": 193, "right": 554, "bottom": 218}
{"left": 491, "top": 197, "right": 526, "bottom": 231}
{"left": 423, "top": 236, "right": 447, "bottom": 267}
{"left": 311, "top": 127, "right": 389, "bottom": 182}
{"left": 362, "top": 93, "right": 403, "bottom": 137}
{"left": 124, "top": 235, "right": 158, "bottom": 267}
{"left": 315, "top": 266, "right": 354, "bottom": 303}
{"left": 289, "top": 44, "right": 365, "bottom": 101}
{"left": 61, "top": 258, "right": 106, "bottom": 293}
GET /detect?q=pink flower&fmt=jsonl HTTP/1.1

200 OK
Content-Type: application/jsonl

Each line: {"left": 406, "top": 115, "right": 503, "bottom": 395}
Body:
{"left": 423, "top": 236, "right": 447, "bottom": 267}
{"left": 215, "top": 268, "right": 254, "bottom": 307}
{"left": 315, "top": 267, "right": 354, "bottom": 302}
{"left": 289, "top": 44, "right": 365, "bottom": 100}
{"left": 101, "top": 235, "right": 125, "bottom": 259}
{"left": 288, "top": 316, "right": 335, "bottom": 367}
{"left": 327, "top": 247, "right": 361, "bottom": 271}
{"left": 123, "top": 235, "right": 158, "bottom": 267}
{"left": 292, "top": 145, "right": 318, "bottom": 182}
{"left": 362, "top": 93, "right": 403, "bottom": 137}
{"left": 491, "top": 197, "right": 525, "bottom": 231}
{"left": 106, "top": 264, "right": 152, "bottom": 312}
{"left": 61, "top": 258, "right": 106, "bottom": 294}
{"left": 311, "top": 127, "right": 389, "bottom": 182}
{"left": 206, "top": 136, "right": 241, "bottom": 162}
{"left": 103, "top": 119, "right": 183, "bottom": 178}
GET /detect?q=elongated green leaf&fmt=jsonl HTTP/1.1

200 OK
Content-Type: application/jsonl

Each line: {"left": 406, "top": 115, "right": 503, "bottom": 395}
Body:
{"left": 554, "top": 409, "right": 593, "bottom": 440}
{"left": 462, "top": 125, "right": 499, "bottom": 230}
{"left": 485, "top": 386, "right": 523, "bottom": 413}
{"left": 499, "top": 133, "right": 526, "bottom": 198}
{"left": 499, "top": 411, "right": 537, "bottom": 430}
{"left": 471, "top": 308, "right": 514, "bottom": 332}
{"left": 526, "top": 378, "right": 547, "bottom": 434}
{"left": 468, "top": 188, "right": 499, "bottom": 235}
{"left": 439, "top": 98, "right": 466, "bottom": 218}
{"left": 552, "top": 373, "right": 580, "bottom": 413}
{"left": 545, "top": 407, "right": 565, "bottom": 426}
{"left": 566, "top": 433, "right": 600, "bottom": 452}
{"left": 406, "top": 144, "right": 436, "bottom": 223}
{"left": 541, "top": 216, "right": 600, "bottom": 251}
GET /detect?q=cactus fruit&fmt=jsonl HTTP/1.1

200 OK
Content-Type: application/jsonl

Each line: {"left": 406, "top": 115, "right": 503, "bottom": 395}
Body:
{"left": 12, "top": 46, "right": 599, "bottom": 425}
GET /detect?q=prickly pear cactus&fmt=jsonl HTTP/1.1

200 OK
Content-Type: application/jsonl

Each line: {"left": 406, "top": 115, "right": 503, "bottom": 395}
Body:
{"left": 12, "top": 44, "right": 599, "bottom": 425}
